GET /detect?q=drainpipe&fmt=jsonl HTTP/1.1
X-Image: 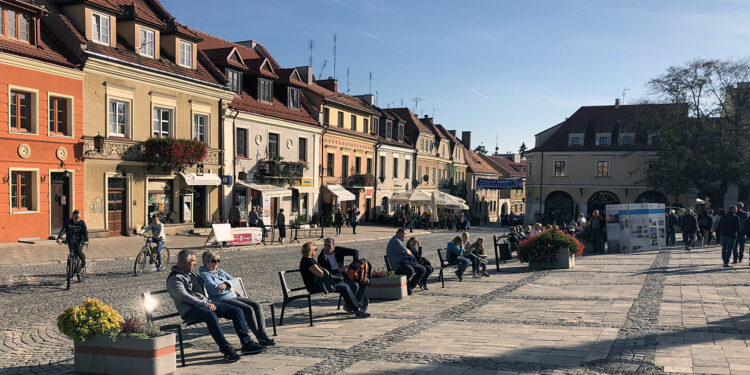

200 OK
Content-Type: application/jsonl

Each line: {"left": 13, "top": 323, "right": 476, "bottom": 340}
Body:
{"left": 230, "top": 107, "right": 240, "bottom": 221}
{"left": 318, "top": 118, "right": 329, "bottom": 230}
{"left": 218, "top": 99, "right": 225, "bottom": 222}
{"left": 373, "top": 140, "right": 383, "bottom": 219}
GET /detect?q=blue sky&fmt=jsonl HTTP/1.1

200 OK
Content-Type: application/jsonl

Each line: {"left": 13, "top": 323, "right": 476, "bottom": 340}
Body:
{"left": 162, "top": 0, "right": 750, "bottom": 154}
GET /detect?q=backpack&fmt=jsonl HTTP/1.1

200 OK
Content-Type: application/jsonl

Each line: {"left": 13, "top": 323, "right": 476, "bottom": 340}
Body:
{"left": 347, "top": 258, "right": 371, "bottom": 284}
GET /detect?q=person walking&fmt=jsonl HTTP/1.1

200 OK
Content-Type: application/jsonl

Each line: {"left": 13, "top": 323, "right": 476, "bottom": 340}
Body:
{"left": 697, "top": 209, "right": 712, "bottom": 246}
{"left": 229, "top": 201, "right": 242, "bottom": 228}
{"left": 57, "top": 210, "right": 89, "bottom": 269}
{"left": 666, "top": 210, "right": 679, "bottom": 246}
{"left": 351, "top": 207, "right": 360, "bottom": 235}
{"left": 247, "top": 205, "right": 259, "bottom": 227}
{"left": 276, "top": 209, "right": 286, "bottom": 244}
{"left": 712, "top": 209, "right": 723, "bottom": 245}
{"left": 718, "top": 206, "right": 740, "bottom": 267}
{"left": 589, "top": 210, "right": 605, "bottom": 253}
{"left": 334, "top": 209, "right": 343, "bottom": 236}
{"left": 345, "top": 206, "right": 352, "bottom": 228}
{"left": 734, "top": 202, "right": 748, "bottom": 263}
{"left": 681, "top": 208, "right": 699, "bottom": 251}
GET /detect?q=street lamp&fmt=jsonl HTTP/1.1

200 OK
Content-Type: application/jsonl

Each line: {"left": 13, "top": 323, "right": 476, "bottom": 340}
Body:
{"left": 93, "top": 133, "right": 105, "bottom": 153}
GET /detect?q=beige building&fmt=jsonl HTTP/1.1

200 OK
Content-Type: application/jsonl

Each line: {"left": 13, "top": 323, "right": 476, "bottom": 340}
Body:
{"left": 45, "top": 0, "right": 233, "bottom": 236}
{"left": 374, "top": 108, "right": 417, "bottom": 215}
{"left": 392, "top": 108, "right": 448, "bottom": 193}
{"left": 485, "top": 153, "right": 527, "bottom": 216}
{"left": 463, "top": 146, "right": 502, "bottom": 223}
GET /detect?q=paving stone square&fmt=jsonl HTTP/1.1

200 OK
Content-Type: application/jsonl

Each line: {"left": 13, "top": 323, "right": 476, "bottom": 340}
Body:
{"left": 466, "top": 298, "right": 633, "bottom": 326}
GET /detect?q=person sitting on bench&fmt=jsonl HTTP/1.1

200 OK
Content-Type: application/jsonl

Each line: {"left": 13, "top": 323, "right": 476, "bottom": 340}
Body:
{"left": 387, "top": 229, "right": 427, "bottom": 292}
{"left": 198, "top": 250, "right": 275, "bottom": 347}
{"left": 446, "top": 236, "right": 471, "bottom": 282}
{"left": 317, "top": 237, "right": 368, "bottom": 306}
{"left": 299, "top": 242, "right": 371, "bottom": 318}
{"left": 167, "top": 249, "right": 265, "bottom": 363}
{"left": 406, "top": 237, "right": 433, "bottom": 290}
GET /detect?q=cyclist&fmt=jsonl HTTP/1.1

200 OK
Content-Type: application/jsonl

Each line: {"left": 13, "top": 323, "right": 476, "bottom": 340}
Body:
{"left": 140, "top": 213, "right": 166, "bottom": 270}
{"left": 56, "top": 210, "right": 89, "bottom": 269}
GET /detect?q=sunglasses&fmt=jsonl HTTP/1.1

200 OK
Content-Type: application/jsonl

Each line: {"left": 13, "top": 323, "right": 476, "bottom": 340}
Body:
{"left": 211, "top": 259, "right": 221, "bottom": 264}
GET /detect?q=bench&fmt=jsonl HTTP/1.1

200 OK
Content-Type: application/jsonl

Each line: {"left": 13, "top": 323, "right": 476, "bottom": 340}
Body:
{"left": 436, "top": 248, "right": 460, "bottom": 288}
{"left": 384, "top": 255, "right": 393, "bottom": 271}
{"left": 493, "top": 235, "right": 513, "bottom": 271}
{"left": 277, "top": 269, "right": 343, "bottom": 327}
{"left": 142, "top": 277, "right": 258, "bottom": 367}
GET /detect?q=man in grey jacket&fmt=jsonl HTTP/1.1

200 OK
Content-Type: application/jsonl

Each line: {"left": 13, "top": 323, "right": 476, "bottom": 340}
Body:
{"left": 167, "top": 250, "right": 265, "bottom": 362}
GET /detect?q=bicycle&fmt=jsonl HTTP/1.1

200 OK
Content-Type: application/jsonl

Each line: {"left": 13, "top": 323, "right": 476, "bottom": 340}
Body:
{"left": 60, "top": 240, "right": 86, "bottom": 290}
{"left": 134, "top": 235, "right": 170, "bottom": 276}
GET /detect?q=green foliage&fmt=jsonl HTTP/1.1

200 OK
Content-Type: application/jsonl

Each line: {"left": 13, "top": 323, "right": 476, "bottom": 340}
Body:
{"left": 474, "top": 144, "right": 488, "bottom": 155}
{"left": 519, "top": 227, "right": 584, "bottom": 264}
{"left": 311, "top": 212, "right": 320, "bottom": 225}
{"left": 144, "top": 138, "right": 207, "bottom": 172}
{"left": 297, "top": 214, "right": 308, "bottom": 225}
{"left": 519, "top": 142, "right": 527, "bottom": 157}
{"left": 57, "top": 299, "right": 124, "bottom": 342}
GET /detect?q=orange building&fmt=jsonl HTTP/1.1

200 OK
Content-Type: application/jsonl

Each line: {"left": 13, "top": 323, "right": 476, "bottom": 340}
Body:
{"left": 0, "top": 1, "right": 84, "bottom": 242}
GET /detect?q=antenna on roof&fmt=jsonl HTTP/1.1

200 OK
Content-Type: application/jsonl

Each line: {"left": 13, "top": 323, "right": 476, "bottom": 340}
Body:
{"left": 400, "top": 99, "right": 404, "bottom": 107}
{"left": 369, "top": 71, "right": 372, "bottom": 94}
{"left": 346, "top": 67, "right": 351, "bottom": 94}
{"left": 432, "top": 107, "right": 441, "bottom": 118}
{"left": 308, "top": 39, "right": 314, "bottom": 67}
{"left": 388, "top": 100, "right": 395, "bottom": 108}
{"left": 333, "top": 33, "right": 337, "bottom": 80}
{"left": 495, "top": 133, "right": 499, "bottom": 155}
{"left": 375, "top": 90, "right": 378, "bottom": 106}
{"left": 410, "top": 97, "right": 423, "bottom": 112}
{"left": 622, "top": 87, "right": 630, "bottom": 104}
{"left": 318, "top": 60, "right": 328, "bottom": 80}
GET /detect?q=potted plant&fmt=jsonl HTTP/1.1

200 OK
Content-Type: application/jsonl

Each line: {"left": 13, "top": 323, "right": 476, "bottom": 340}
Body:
{"left": 518, "top": 227, "right": 584, "bottom": 269}
{"left": 57, "top": 298, "right": 176, "bottom": 375}
{"left": 310, "top": 212, "right": 320, "bottom": 228}
{"left": 366, "top": 270, "right": 408, "bottom": 300}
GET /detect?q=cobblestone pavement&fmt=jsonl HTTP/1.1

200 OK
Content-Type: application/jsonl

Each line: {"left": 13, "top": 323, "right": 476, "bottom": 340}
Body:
{"left": 2, "top": 231, "right": 747, "bottom": 374}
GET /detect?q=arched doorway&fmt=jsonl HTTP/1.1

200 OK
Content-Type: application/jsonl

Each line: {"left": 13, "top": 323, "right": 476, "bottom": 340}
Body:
{"left": 501, "top": 203, "right": 508, "bottom": 216}
{"left": 635, "top": 190, "right": 669, "bottom": 205}
{"left": 587, "top": 191, "right": 620, "bottom": 216}
{"left": 381, "top": 196, "right": 389, "bottom": 214}
{"left": 544, "top": 191, "right": 575, "bottom": 225}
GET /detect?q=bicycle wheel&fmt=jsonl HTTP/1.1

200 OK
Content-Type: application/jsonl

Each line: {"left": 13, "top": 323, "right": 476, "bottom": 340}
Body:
{"left": 134, "top": 249, "right": 147, "bottom": 276}
{"left": 156, "top": 247, "right": 170, "bottom": 271}
{"left": 66, "top": 256, "right": 73, "bottom": 290}
{"left": 76, "top": 257, "right": 85, "bottom": 283}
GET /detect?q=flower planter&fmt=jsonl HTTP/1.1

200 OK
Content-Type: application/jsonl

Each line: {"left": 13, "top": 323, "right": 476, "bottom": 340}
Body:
{"left": 366, "top": 275, "right": 408, "bottom": 300}
{"left": 529, "top": 248, "right": 576, "bottom": 269}
{"left": 74, "top": 333, "right": 176, "bottom": 375}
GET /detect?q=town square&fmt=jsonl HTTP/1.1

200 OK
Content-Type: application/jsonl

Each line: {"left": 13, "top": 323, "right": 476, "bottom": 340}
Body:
{"left": 2, "top": 0, "right": 750, "bottom": 374}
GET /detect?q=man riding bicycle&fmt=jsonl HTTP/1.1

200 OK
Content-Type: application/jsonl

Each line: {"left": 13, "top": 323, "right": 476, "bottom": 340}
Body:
{"left": 140, "top": 214, "right": 166, "bottom": 269}
{"left": 57, "top": 210, "right": 89, "bottom": 269}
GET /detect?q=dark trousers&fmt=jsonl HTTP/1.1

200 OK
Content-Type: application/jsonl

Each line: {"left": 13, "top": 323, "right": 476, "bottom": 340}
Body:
{"left": 395, "top": 264, "right": 427, "bottom": 289}
{"left": 733, "top": 235, "right": 746, "bottom": 262}
{"left": 334, "top": 282, "right": 361, "bottom": 311}
{"left": 722, "top": 236, "right": 736, "bottom": 265}
{"left": 222, "top": 297, "right": 271, "bottom": 341}
{"left": 352, "top": 222, "right": 358, "bottom": 234}
{"left": 465, "top": 253, "right": 481, "bottom": 273}
{"left": 450, "top": 256, "right": 471, "bottom": 277}
{"left": 667, "top": 229, "right": 676, "bottom": 246}
{"left": 699, "top": 226, "right": 712, "bottom": 245}
{"left": 277, "top": 225, "right": 286, "bottom": 240}
{"left": 336, "top": 225, "right": 342, "bottom": 235}
{"left": 68, "top": 242, "right": 86, "bottom": 267}
{"left": 342, "top": 278, "right": 367, "bottom": 306}
{"left": 591, "top": 229, "right": 603, "bottom": 253}
{"left": 181, "top": 302, "right": 252, "bottom": 354}
{"left": 684, "top": 231, "right": 696, "bottom": 249}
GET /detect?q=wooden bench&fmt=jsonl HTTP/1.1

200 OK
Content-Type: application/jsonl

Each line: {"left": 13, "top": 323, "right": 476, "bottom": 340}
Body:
{"left": 493, "top": 235, "right": 513, "bottom": 271}
{"left": 277, "top": 269, "right": 342, "bottom": 327}
{"left": 436, "top": 248, "right": 460, "bottom": 288}
{"left": 142, "top": 277, "right": 257, "bottom": 367}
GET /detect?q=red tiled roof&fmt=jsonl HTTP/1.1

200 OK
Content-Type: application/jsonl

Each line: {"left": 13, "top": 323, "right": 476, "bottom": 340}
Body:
{"left": 436, "top": 124, "right": 462, "bottom": 145}
{"left": 486, "top": 155, "right": 527, "bottom": 177}
{"left": 389, "top": 108, "right": 431, "bottom": 133}
{"left": 245, "top": 58, "right": 278, "bottom": 79}
{"left": 0, "top": 22, "right": 79, "bottom": 68}
{"left": 464, "top": 148, "right": 499, "bottom": 175}
{"left": 303, "top": 83, "right": 376, "bottom": 114}
{"left": 276, "top": 68, "right": 304, "bottom": 86}
{"left": 107, "top": 0, "right": 168, "bottom": 28}
{"left": 68, "top": 0, "right": 122, "bottom": 14}
{"left": 202, "top": 46, "right": 247, "bottom": 70}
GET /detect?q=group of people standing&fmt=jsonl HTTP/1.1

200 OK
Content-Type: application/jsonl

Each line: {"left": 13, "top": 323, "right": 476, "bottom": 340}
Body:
{"left": 334, "top": 206, "right": 360, "bottom": 235}
{"left": 229, "top": 204, "right": 288, "bottom": 243}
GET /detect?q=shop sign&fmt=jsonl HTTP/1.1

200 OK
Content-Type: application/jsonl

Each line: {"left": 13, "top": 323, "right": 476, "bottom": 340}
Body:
{"left": 228, "top": 227, "right": 263, "bottom": 245}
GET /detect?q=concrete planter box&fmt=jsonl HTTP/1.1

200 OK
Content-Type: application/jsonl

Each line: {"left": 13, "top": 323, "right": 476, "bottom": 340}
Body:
{"left": 366, "top": 275, "right": 407, "bottom": 300}
{"left": 529, "top": 248, "right": 576, "bottom": 269}
{"left": 74, "top": 333, "right": 176, "bottom": 375}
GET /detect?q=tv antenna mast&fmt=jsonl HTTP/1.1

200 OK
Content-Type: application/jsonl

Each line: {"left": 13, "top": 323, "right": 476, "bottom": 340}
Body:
{"left": 308, "top": 39, "right": 314, "bottom": 67}
{"left": 410, "top": 97, "right": 423, "bottom": 112}
{"left": 346, "top": 67, "right": 351, "bottom": 94}
{"left": 495, "top": 133, "right": 499, "bottom": 155}
{"left": 432, "top": 107, "right": 441, "bottom": 118}
{"left": 318, "top": 60, "right": 328, "bottom": 79}
{"left": 374, "top": 90, "right": 378, "bottom": 106}
{"left": 333, "top": 34, "right": 337, "bottom": 80}
{"left": 622, "top": 87, "right": 630, "bottom": 104}
{"left": 369, "top": 71, "right": 372, "bottom": 94}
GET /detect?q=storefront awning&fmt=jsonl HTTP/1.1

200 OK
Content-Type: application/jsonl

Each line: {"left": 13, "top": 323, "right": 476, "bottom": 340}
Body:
{"left": 237, "top": 181, "right": 292, "bottom": 198}
{"left": 323, "top": 184, "right": 356, "bottom": 202}
{"left": 179, "top": 173, "right": 221, "bottom": 186}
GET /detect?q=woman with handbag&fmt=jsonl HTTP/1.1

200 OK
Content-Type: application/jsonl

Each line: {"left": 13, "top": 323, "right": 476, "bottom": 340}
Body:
{"left": 406, "top": 237, "right": 433, "bottom": 290}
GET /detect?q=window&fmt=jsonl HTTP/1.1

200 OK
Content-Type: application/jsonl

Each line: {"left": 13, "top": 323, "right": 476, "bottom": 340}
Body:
{"left": 405, "top": 160, "right": 410, "bottom": 179}
{"left": 648, "top": 133, "right": 659, "bottom": 145}
{"left": 91, "top": 13, "right": 110, "bottom": 45}
{"left": 417, "top": 166, "right": 422, "bottom": 180}
{"left": 268, "top": 133, "right": 279, "bottom": 158}
{"left": 259, "top": 78, "right": 272, "bottom": 103}
{"left": 341, "top": 155, "right": 349, "bottom": 178}
{"left": 622, "top": 136, "right": 632, "bottom": 145}
{"left": 380, "top": 156, "right": 386, "bottom": 178}
{"left": 393, "top": 158, "right": 399, "bottom": 178}
{"left": 385, "top": 120, "right": 393, "bottom": 139}
{"left": 554, "top": 160, "right": 566, "bottom": 177}
{"left": 326, "top": 153, "right": 335, "bottom": 176}
{"left": 10, "top": 90, "right": 31, "bottom": 132}
{"left": 3, "top": 10, "right": 28, "bottom": 41}
{"left": 596, "top": 161, "right": 609, "bottom": 177}
{"left": 179, "top": 41, "right": 193, "bottom": 68}
{"left": 288, "top": 87, "right": 299, "bottom": 109}
{"left": 109, "top": 100, "right": 128, "bottom": 137}
{"left": 379, "top": 119, "right": 386, "bottom": 137}
{"left": 420, "top": 139, "right": 424, "bottom": 151}
{"left": 351, "top": 115, "right": 357, "bottom": 130}
{"left": 300, "top": 193, "right": 309, "bottom": 216}
{"left": 152, "top": 108, "right": 172, "bottom": 138}
{"left": 139, "top": 28, "right": 155, "bottom": 58}
{"left": 598, "top": 136, "right": 608, "bottom": 145}
{"left": 298, "top": 137, "right": 307, "bottom": 162}
{"left": 366, "top": 158, "right": 372, "bottom": 174}
{"left": 227, "top": 69, "right": 241, "bottom": 95}
{"left": 193, "top": 114, "right": 207, "bottom": 142}
{"left": 355, "top": 157, "right": 361, "bottom": 174}
{"left": 363, "top": 119, "right": 369, "bottom": 134}
{"left": 323, "top": 107, "right": 330, "bottom": 125}
{"left": 432, "top": 168, "right": 436, "bottom": 182}
{"left": 292, "top": 189, "right": 300, "bottom": 213}
{"left": 49, "top": 97, "right": 68, "bottom": 136}
{"left": 571, "top": 136, "right": 581, "bottom": 145}
{"left": 398, "top": 124, "right": 404, "bottom": 142}
{"left": 236, "top": 128, "right": 247, "bottom": 157}
{"left": 10, "top": 171, "right": 33, "bottom": 211}
{"left": 337, "top": 111, "right": 344, "bottom": 128}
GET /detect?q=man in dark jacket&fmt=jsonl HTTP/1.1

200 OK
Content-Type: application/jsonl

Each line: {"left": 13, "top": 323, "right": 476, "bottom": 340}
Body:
{"left": 681, "top": 208, "right": 699, "bottom": 250}
{"left": 666, "top": 210, "right": 679, "bottom": 246}
{"left": 718, "top": 206, "right": 741, "bottom": 267}
{"left": 590, "top": 210, "right": 605, "bottom": 253}
{"left": 317, "top": 237, "right": 367, "bottom": 310}
{"left": 56, "top": 210, "right": 89, "bottom": 268}
{"left": 733, "top": 202, "right": 748, "bottom": 263}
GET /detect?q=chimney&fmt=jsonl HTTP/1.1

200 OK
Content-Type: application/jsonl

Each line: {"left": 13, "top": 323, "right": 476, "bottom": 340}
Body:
{"left": 614, "top": 98, "right": 621, "bottom": 108}
{"left": 461, "top": 131, "right": 471, "bottom": 149}
{"left": 448, "top": 130, "right": 456, "bottom": 137}
{"left": 354, "top": 94, "right": 375, "bottom": 105}
{"left": 315, "top": 77, "right": 337, "bottom": 92}
{"left": 512, "top": 153, "right": 521, "bottom": 163}
{"left": 296, "top": 66, "right": 313, "bottom": 84}
{"left": 235, "top": 40, "right": 258, "bottom": 50}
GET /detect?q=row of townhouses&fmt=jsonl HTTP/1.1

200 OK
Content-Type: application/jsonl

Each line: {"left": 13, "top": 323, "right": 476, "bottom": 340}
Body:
{"left": 0, "top": 0, "right": 526, "bottom": 243}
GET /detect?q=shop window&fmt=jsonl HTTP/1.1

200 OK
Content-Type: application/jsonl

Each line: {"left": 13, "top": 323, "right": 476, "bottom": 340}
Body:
{"left": 300, "top": 193, "right": 308, "bottom": 216}
{"left": 148, "top": 180, "right": 172, "bottom": 222}
{"left": 10, "top": 171, "right": 34, "bottom": 212}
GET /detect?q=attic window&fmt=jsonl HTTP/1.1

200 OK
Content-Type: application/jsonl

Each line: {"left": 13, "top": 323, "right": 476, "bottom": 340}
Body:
{"left": 571, "top": 136, "right": 580, "bottom": 145}
{"left": 260, "top": 60, "right": 271, "bottom": 72}
{"left": 259, "top": 78, "right": 272, "bottom": 103}
{"left": 228, "top": 51, "right": 241, "bottom": 63}
{"left": 139, "top": 28, "right": 155, "bottom": 58}
{"left": 179, "top": 40, "right": 193, "bottom": 68}
{"left": 226, "top": 69, "right": 241, "bottom": 95}
{"left": 3, "top": 9, "right": 30, "bottom": 42}
{"left": 288, "top": 87, "right": 299, "bottom": 109}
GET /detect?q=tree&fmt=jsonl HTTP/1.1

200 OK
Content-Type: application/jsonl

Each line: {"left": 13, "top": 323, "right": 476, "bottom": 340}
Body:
{"left": 640, "top": 58, "right": 750, "bottom": 208}
{"left": 518, "top": 142, "right": 527, "bottom": 157}
{"left": 474, "top": 144, "right": 488, "bottom": 155}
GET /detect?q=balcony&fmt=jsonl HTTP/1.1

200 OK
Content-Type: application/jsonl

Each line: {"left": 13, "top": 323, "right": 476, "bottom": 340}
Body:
{"left": 346, "top": 173, "right": 374, "bottom": 187}
{"left": 254, "top": 158, "right": 308, "bottom": 185}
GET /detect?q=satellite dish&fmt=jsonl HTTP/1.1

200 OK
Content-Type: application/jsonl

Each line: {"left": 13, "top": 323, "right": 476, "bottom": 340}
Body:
{"left": 423, "top": 175, "right": 429, "bottom": 182}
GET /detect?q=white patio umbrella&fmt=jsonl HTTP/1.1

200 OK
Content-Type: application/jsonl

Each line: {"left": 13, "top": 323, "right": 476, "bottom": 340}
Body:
{"left": 430, "top": 192, "right": 439, "bottom": 223}
{"left": 389, "top": 188, "right": 432, "bottom": 204}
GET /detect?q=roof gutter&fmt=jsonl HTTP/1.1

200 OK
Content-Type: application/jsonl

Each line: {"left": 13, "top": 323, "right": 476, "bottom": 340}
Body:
{"left": 83, "top": 50, "right": 230, "bottom": 91}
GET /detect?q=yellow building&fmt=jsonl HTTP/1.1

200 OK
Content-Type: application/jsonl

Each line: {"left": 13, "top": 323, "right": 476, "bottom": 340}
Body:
{"left": 485, "top": 154, "right": 527, "bottom": 216}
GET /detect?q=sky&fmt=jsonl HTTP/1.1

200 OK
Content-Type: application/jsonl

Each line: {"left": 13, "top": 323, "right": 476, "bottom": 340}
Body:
{"left": 162, "top": 0, "right": 750, "bottom": 154}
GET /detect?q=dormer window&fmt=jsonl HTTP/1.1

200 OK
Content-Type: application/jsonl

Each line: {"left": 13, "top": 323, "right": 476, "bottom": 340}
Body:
{"left": 91, "top": 12, "right": 110, "bottom": 45}
{"left": 2, "top": 9, "right": 29, "bottom": 42}
{"left": 385, "top": 120, "right": 392, "bottom": 139}
{"left": 622, "top": 136, "right": 632, "bottom": 145}
{"left": 179, "top": 40, "right": 193, "bottom": 68}
{"left": 259, "top": 78, "right": 272, "bottom": 103}
{"left": 226, "top": 69, "right": 241, "bottom": 95}
{"left": 288, "top": 87, "right": 299, "bottom": 109}
{"left": 599, "top": 136, "right": 608, "bottom": 145}
{"left": 139, "top": 28, "right": 155, "bottom": 58}
{"left": 568, "top": 132, "right": 584, "bottom": 146}
{"left": 571, "top": 136, "right": 580, "bottom": 145}
{"left": 398, "top": 124, "right": 404, "bottom": 142}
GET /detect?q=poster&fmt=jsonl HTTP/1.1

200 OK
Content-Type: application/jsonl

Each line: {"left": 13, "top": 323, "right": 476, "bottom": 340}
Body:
{"left": 228, "top": 227, "right": 263, "bottom": 245}
{"left": 262, "top": 195, "right": 271, "bottom": 223}
{"left": 606, "top": 204, "right": 628, "bottom": 252}
{"left": 606, "top": 203, "right": 666, "bottom": 253}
